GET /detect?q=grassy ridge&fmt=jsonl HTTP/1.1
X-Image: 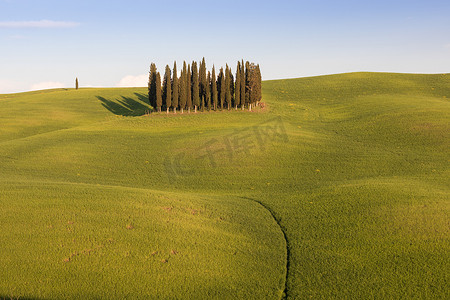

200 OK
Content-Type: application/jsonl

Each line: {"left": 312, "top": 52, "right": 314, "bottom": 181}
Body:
{"left": 0, "top": 72, "right": 449, "bottom": 298}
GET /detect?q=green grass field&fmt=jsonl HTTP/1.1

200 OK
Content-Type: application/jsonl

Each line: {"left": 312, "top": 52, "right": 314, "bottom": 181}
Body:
{"left": 0, "top": 72, "right": 449, "bottom": 299}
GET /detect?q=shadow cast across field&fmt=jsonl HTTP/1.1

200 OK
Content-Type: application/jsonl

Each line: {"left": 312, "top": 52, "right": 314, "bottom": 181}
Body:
{"left": 96, "top": 93, "right": 151, "bottom": 116}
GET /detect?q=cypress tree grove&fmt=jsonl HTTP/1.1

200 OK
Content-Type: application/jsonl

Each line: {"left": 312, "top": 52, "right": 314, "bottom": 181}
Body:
{"left": 172, "top": 62, "right": 178, "bottom": 113}
{"left": 240, "top": 59, "right": 245, "bottom": 110}
{"left": 163, "top": 65, "right": 172, "bottom": 113}
{"left": 206, "top": 71, "right": 211, "bottom": 110}
{"left": 225, "top": 65, "right": 231, "bottom": 110}
{"left": 156, "top": 72, "right": 162, "bottom": 112}
{"left": 186, "top": 64, "right": 192, "bottom": 113}
{"left": 219, "top": 67, "right": 225, "bottom": 110}
{"left": 212, "top": 66, "right": 218, "bottom": 110}
{"left": 148, "top": 63, "right": 157, "bottom": 109}
{"left": 192, "top": 61, "right": 199, "bottom": 113}
{"left": 235, "top": 62, "right": 241, "bottom": 110}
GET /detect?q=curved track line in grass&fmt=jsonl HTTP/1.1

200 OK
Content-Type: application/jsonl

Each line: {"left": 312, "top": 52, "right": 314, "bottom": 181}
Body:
{"left": 1, "top": 179, "right": 291, "bottom": 298}
{"left": 238, "top": 196, "right": 290, "bottom": 300}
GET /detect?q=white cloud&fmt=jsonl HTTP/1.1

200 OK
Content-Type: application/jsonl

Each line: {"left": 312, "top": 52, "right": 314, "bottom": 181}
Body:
{"left": 0, "top": 79, "right": 25, "bottom": 94}
{"left": 30, "top": 81, "right": 65, "bottom": 91}
{"left": 0, "top": 20, "right": 80, "bottom": 29}
{"left": 116, "top": 74, "right": 148, "bottom": 87}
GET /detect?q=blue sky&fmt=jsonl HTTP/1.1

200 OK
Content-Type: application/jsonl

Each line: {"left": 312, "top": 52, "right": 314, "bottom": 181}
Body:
{"left": 0, "top": 0, "right": 449, "bottom": 93}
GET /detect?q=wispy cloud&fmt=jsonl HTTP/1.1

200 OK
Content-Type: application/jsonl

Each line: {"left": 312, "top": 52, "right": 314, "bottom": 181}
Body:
{"left": 0, "top": 20, "right": 80, "bottom": 29}
{"left": 117, "top": 74, "right": 148, "bottom": 87}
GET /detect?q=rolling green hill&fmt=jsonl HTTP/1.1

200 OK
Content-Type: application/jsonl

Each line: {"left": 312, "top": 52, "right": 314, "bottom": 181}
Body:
{"left": 0, "top": 72, "right": 449, "bottom": 299}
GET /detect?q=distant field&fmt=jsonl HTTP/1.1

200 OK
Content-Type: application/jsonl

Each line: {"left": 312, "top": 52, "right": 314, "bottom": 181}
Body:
{"left": 0, "top": 72, "right": 449, "bottom": 299}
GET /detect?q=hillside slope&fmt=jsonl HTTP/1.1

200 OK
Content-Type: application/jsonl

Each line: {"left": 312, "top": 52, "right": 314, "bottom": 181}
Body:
{"left": 0, "top": 72, "right": 449, "bottom": 299}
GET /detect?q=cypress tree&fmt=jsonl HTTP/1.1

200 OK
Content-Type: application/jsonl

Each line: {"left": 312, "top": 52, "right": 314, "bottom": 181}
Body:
{"left": 211, "top": 66, "right": 218, "bottom": 110}
{"left": 172, "top": 61, "right": 178, "bottom": 113}
{"left": 225, "top": 64, "right": 231, "bottom": 110}
{"left": 240, "top": 60, "right": 245, "bottom": 110}
{"left": 179, "top": 61, "right": 187, "bottom": 113}
{"left": 230, "top": 70, "right": 235, "bottom": 108}
{"left": 256, "top": 64, "right": 262, "bottom": 104}
{"left": 219, "top": 67, "right": 225, "bottom": 110}
{"left": 206, "top": 71, "right": 211, "bottom": 110}
{"left": 75, "top": 77, "right": 79, "bottom": 90}
{"left": 186, "top": 64, "right": 192, "bottom": 113}
{"left": 199, "top": 57, "right": 207, "bottom": 110}
{"left": 245, "top": 61, "right": 251, "bottom": 110}
{"left": 149, "top": 63, "right": 157, "bottom": 109}
{"left": 192, "top": 61, "right": 199, "bottom": 113}
{"left": 155, "top": 72, "right": 162, "bottom": 112}
{"left": 235, "top": 62, "right": 241, "bottom": 110}
{"left": 163, "top": 65, "right": 171, "bottom": 113}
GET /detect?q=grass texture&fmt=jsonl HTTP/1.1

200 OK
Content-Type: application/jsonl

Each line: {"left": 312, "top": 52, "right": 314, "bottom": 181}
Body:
{"left": 0, "top": 72, "right": 449, "bottom": 299}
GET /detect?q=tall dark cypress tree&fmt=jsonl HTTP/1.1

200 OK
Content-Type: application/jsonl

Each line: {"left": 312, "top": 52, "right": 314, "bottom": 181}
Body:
{"left": 192, "top": 61, "right": 199, "bottom": 112}
{"left": 155, "top": 72, "right": 162, "bottom": 112}
{"left": 245, "top": 61, "right": 251, "bottom": 110}
{"left": 206, "top": 71, "right": 211, "bottom": 110}
{"left": 172, "top": 61, "right": 178, "bottom": 113}
{"left": 199, "top": 57, "right": 207, "bottom": 110}
{"left": 163, "top": 65, "right": 172, "bottom": 113}
{"left": 235, "top": 61, "right": 241, "bottom": 110}
{"left": 255, "top": 64, "right": 262, "bottom": 105}
{"left": 179, "top": 61, "right": 187, "bottom": 113}
{"left": 219, "top": 67, "right": 225, "bottom": 110}
{"left": 75, "top": 77, "right": 79, "bottom": 90}
{"left": 240, "top": 60, "right": 245, "bottom": 110}
{"left": 186, "top": 64, "right": 192, "bottom": 113}
{"left": 229, "top": 70, "right": 234, "bottom": 108}
{"left": 211, "top": 66, "right": 218, "bottom": 110}
{"left": 148, "top": 63, "right": 157, "bottom": 109}
{"left": 225, "top": 64, "right": 231, "bottom": 110}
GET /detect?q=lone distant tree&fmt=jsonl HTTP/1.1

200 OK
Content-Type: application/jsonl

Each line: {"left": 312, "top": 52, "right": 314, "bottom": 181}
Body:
{"left": 172, "top": 61, "right": 178, "bottom": 113}
{"left": 192, "top": 61, "right": 199, "bottom": 112}
{"left": 211, "top": 66, "right": 218, "bottom": 110}
{"left": 163, "top": 65, "right": 171, "bottom": 113}
{"left": 75, "top": 77, "right": 79, "bottom": 90}
{"left": 155, "top": 72, "right": 162, "bottom": 112}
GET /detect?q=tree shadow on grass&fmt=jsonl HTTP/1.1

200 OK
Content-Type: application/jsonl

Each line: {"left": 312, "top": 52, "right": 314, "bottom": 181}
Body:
{"left": 96, "top": 93, "right": 152, "bottom": 116}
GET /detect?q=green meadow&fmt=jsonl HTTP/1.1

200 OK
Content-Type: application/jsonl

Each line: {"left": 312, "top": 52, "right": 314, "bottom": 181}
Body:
{"left": 0, "top": 72, "right": 449, "bottom": 299}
